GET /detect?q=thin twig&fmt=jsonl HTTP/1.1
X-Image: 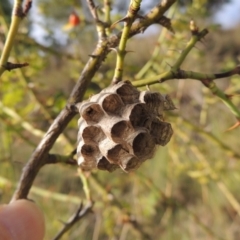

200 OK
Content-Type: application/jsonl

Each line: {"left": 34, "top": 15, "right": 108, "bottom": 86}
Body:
{"left": 135, "top": 2, "right": 177, "bottom": 79}
{"left": 0, "top": 0, "right": 25, "bottom": 77}
{"left": 78, "top": 168, "right": 91, "bottom": 202}
{"left": 135, "top": 173, "right": 226, "bottom": 240}
{"left": 23, "top": 0, "right": 32, "bottom": 17}
{"left": 89, "top": 174, "right": 152, "bottom": 239}
{"left": 86, "top": 0, "right": 98, "bottom": 20}
{"left": 0, "top": 101, "right": 46, "bottom": 138}
{"left": 177, "top": 128, "right": 240, "bottom": 218}
{"left": 86, "top": 0, "right": 109, "bottom": 40}
{"left": 53, "top": 201, "right": 94, "bottom": 240}
{"left": 112, "top": 0, "right": 143, "bottom": 84}
{"left": 133, "top": 66, "right": 240, "bottom": 119}
{"left": 172, "top": 115, "right": 240, "bottom": 159}
{"left": 0, "top": 176, "right": 82, "bottom": 204}
{"left": 46, "top": 153, "right": 77, "bottom": 166}
{"left": 104, "top": 0, "right": 112, "bottom": 35}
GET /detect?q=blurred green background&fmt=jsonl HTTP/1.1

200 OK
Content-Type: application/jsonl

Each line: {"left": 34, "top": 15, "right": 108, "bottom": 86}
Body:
{"left": 1, "top": 0, "right": 240, "bottom": 239}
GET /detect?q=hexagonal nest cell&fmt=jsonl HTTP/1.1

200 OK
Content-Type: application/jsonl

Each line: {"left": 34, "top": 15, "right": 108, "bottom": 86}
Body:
{"left": 77, "top": 81, "right": 174, "bottom": 172}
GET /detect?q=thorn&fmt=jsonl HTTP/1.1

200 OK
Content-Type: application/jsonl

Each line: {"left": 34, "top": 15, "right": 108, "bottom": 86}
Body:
{"left": 136, "top": 14, "right": 145, "bottom": 20}
{"left": 225, "top": 93, "right": 240, "bottom": 99}
{"left": 58, "top": 219, "right": 67, "bottom": 225}
{"left": 66, "top": 103, "right": 79, "bottom": 113}
{"left": 225, "top": 121, "right": 240, "bottom": 131}
{"left": 234, "top": 65, "right": 240, "bottom": 74}
{"left": 140, "top": 26, "right": 147, "bottom": 34}
{"left": 225, "top": 94, "right": 234, "bottom": 99}
{"left": 199, "top": 39, "right": 207, "bottom": 48}
{"left": 146, "top": 85, "right": 151, "bottom": 91}
{"left": 193, "top": 45, "right": 201, "bottom": 51}
{"left": 124, "top": 49, "right": 134, "bottom": 54}
{"left": 164, "top": 94, "right": 177, "bottom": 110}
{"left": 110, "top": 16, "right": 129, "bottom": 29}
{"left": 88, "top": 54, "right": 98, "bottom": 58}
{"left": 159, "top": 16, "right": 175, "bottom": 34}
{"left": 165, "top": 62, "right": 173, "bottom": 69}
{"left": 168, "top": 48, "right": 182, "bottom": 53}
{"left": 23, "top": 0, "right": 32, "bottom": 16}
{"left": 109, "top": 48, "right": 119, "bottom": 53}
{"left": 4, "top": 62, "right": 29, "bottom": 71}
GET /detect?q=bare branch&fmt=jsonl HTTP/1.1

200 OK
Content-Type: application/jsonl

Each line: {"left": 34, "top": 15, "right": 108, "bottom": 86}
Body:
{"left": 23, "top": 0, "right": 32, "bottom": 17}
{"left": 53, "top": 201, "right": 94, "bottom": 240}
{"left": 86, "top": 0, "right": 98, "bottom": 20}
{"left": 112, "top": 0, "right": 143, "bottom": 84}
{"left": 46, "top": 153, "right": 77, "bottom": 166}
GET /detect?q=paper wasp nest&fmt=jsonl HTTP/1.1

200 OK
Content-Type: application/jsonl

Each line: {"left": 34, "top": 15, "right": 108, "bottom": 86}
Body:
{"left": 77, "top": 81, "right": 174, "bottom": 172}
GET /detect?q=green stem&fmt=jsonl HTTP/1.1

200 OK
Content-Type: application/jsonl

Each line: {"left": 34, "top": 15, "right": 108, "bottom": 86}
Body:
{"left": 205, "top": 81, "right": 240, "bottom": 119}
{"left": 135, "top": 2, "right": 177, "bottom": 79}
{"left": 0, "top": 176, "right": 82, "bottom": 204}
{"left": 104, "top": 0, "right": 111, "bottom": 35}
{"left": 133, "top": 66, "right": 240, "bottom": 119}
{"left": 112, "top": 0, "right": 142, "bottom": 83}
{"left": 0, "top": 0, "right": 23, "bottom": 77}
{"left": 0, "top": 101, "right": 45, "bottom": 138}
{"left": 172, "top": 29, "right": 208, "bottom": 70}
{"left": 178, "top": 128, "right": 240, "bottom": 218}
{"left": 78, "top": 168, "right": 91, "bottom": 202}
{"left": 0, "top": 101, "right": 73, "bottom": 150}
{"left": 177, "top": 116, "right": 240, "bottom": 159}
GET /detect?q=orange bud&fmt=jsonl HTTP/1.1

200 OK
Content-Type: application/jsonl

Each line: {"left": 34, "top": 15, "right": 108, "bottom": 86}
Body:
{"left": 69, "top": 12, "right": 80, "bottom": 27}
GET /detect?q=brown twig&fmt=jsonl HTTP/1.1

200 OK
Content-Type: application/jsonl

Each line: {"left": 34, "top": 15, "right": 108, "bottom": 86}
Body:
{"left": 46, "top": 153, "right": 77, "bottom": 166}
{"left": 86, "top": 0, "right": 110, "bottom": 39}
{"left": 52, "top": 201, "right": 94, "bottom": 240}
{"left": 23, "top": 0, "right": 32, "bottom": 16}
{"left": 86, "top": 0, "right": 98, "bottom": 20}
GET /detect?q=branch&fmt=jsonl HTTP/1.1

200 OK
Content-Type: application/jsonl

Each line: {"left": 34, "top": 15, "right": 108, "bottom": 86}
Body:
{"left": 135, "top": 2, "right": 177, "bottom": 79}
{"left": 133, "top": 66, "right": 240, "bottom": 119}
{"left": 104, "top": 0, "right": 112, "bottom": 35}
{"left": 22, "top": 0, "right": 32, "bottom": 17}
{"left": 131, "top": 26, "right": 240, "bottom": 120}
{"left": 0, "top": 101, "right": 72, "bottom": 149}
{"left": 86, "top": 0, "right": 109, "bottom": 40}
{"left": 128, "top": 0, "right": 177, "bottom": 37}
{"left": 78, "top": 168, "right": 91, "bottom": 202}
{"left": 0, "top": 0, "right": 31, "bottom": 77}
{"left": 172, "top": 29, "right": 209, "bottom": 70}
{"left": 112, "top": 0, "right": 142, "bottom": 84}
{"left": 86, "top": 0, "right": 98, "bottom": 20}
{"left": 89, "top": 175, "right": 152, "bottom": 239}
{"left": 53, "top": 201, "right": 93, "bottom": 240}
{"left": 11, "top": 0, "right": 177, "bottom": 201}
{"left": 0, "top": 101, "right": 46, "bottom": 138}
{"left": 174, "top": 115, "right": 240, "bottom": 159}
{"left": 0, "top": 116, "right": 36, "bottom": 147}
{"left": 0, "top": 176, "right": 82, "bottom": 204}
{"left": 46, "top": 153, "right": 77, "bottom": 166}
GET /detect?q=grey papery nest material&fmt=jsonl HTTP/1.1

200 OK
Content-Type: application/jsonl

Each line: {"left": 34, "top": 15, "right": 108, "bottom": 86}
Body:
{"left": 77, "top": 81, "right": 174, "bottom": 172}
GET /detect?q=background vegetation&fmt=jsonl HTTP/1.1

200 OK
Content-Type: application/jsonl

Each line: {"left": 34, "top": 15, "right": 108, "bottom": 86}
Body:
{"left": 1, "top": 0, "right": 240, "bottom": 239}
